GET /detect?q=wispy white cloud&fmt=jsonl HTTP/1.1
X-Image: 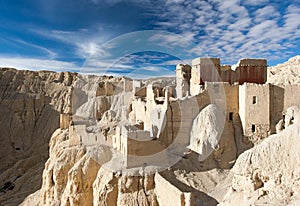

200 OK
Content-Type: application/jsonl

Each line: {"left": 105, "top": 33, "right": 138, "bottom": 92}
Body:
{"left": 32, "top": 28, "right": 112, "bottom": 59}
{"left": 244, "top": 0, "right": 269, "bottom": 6}
{"left": 149, "top": 32, "right": 195, "bottom": 48}
{"left": 284, "top": 5, "right": 300, "bottom": 31}
{"left": 11, "top": 38, "right": 57, "bottom": 58}
{"left": 0, "top": 36, "right": 57, "bottom": 59}
{"left": 12, "top": 0, "right": 299, "bottom": 75}
{"left": 254, "top": 5, "right": 280, "bottom": 23}
{"left": 153, "top": 0, "right": 300, "bottom": 64}
{"left": 0, "top": 56, "right": 77, "bottom": 71}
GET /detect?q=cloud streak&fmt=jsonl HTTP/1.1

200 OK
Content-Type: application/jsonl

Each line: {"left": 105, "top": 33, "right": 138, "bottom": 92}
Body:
{"left": 0, "top": 56, "right": 77, "bottom": 71}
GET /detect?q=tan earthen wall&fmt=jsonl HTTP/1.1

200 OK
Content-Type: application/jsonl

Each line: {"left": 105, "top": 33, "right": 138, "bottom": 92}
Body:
{"left": 239, "top": 83, "right": 270, "bottom": 141}
{"left": 154, "top": 173, "right": 195, "bottom": 206}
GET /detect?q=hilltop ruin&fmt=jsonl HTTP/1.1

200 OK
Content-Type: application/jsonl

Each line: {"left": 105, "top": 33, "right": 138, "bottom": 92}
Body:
{"left": 55, "top": 57, "right": 300, "bottom": 205}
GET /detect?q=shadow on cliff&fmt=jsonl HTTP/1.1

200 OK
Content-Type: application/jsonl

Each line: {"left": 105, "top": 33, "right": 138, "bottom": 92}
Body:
{"left": 0, "top": 92, "right": 60, "bottom": 205}
{"left": 160, "top": 170, "right": 219, "bottom": 206}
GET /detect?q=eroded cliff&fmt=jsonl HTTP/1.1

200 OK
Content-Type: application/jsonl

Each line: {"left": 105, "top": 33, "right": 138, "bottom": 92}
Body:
{"left": 0, "top": 68, "right": 76, "bottom": 205}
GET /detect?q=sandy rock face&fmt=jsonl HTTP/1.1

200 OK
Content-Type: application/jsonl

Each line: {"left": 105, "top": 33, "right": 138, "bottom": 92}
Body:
{"left": 189, "top": 104, "right": 237, "bottom": 169}
{"left": 3, "top": 54, "right": 300, "bottom": 206}
{"left": 220, "top": 107, "right": 300, "bottom": 205}
{"left": 93, "top": 168, "right": 158, "bottom": 206}
{"left": 21, "top": 127, "right": 158, "bottom": 206}
{"left": 189, "top": 104, "right": 225, "bottom": 160}
{"left": 39, "top": 130, "right": 86, "bottom": 206}
{"left": 0, "top": 69, "right": 130, "bottom": 206}
{"left": 268, "top": 55, "right": 300, "bottom": 85}
{"left": 0, "top": 68, "right": 76, "bottom": 205}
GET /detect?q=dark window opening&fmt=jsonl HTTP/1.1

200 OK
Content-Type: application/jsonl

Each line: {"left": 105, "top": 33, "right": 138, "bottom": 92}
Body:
{"left": 252, "top": 124, "right": 256, "bottom": 132}
{"left": 253, "top": 96, "right": 257, "bottom": 104}
{"left": 229, "top": 112, "right": 233, "bottom": 121}
{"left": 15, "top": 148, "right": 20, "bottom": 151}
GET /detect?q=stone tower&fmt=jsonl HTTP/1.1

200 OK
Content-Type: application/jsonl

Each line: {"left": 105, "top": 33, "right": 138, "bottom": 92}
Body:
{"left": 190, "top": 57, "right": 221, "bottom": 96}
{"left": 234, "top": 59, "right": 267, "bottom": 84}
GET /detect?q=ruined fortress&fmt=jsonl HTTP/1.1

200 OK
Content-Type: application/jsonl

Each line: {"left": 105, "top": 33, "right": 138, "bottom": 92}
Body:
{"left": 60, "top": 57, "right": 300, "bottom": 161}
{"left": 58, "top": 57, "right": 300, "bottom": 205}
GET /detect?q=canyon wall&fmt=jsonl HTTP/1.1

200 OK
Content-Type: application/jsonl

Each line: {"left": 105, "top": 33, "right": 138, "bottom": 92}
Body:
{"left": 0, "top": 68, "right": 76, "bottom": 205}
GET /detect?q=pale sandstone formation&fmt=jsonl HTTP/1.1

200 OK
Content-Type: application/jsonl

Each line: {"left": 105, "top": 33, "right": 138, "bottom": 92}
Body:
{"left": 60, "top": 147, "right": 111, "bottom": 206}
{"left": 21, "top": 126, "right": 232, "bottom": 206}
{"left": 2, "top": 55, "right": 300, "bottom": 206}
{"left": 189, "top": 104, "right": 225, "bottom": 160}
{"left": 155, "top": 151, "right": 233, "bottom": 205}
{"left": 188, "top": 104, "right": 240, "bottom": 169}
{"left": 22, "top": 128, "right": 158, "bottom": 206}
{"left": 284, "top": 106, "right": 299, "bottom": 128}
{"left": 268, "top": 55, "right": 300, "bottom": 85}
{"left": 93, "top": 168, "right": 158, "bottom": 206}
{"left": 0, "top": 68, "right": 132, "bottom": 205}
{"left": 0, "top": 68, "right": 76, "bottom": 205}
{"left": 220, "top": 106, "right": 300, "bottom": 206}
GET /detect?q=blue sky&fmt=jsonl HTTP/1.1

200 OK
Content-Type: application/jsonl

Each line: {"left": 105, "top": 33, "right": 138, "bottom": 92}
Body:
{"left": 0, "top": 0, "right": 299, "bottom": 78}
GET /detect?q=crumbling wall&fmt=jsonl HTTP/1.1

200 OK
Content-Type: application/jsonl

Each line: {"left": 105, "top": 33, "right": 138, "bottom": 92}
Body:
{"left": 118, "top": 125, "right": 166, "bottom": 168}
{"left": 121, "top": 126, "right": 162, "bottom": 155}
{"left": 96, "top": 82, "right": 115, "bottom": 96}
{"left": 205, "top": 82, "right": 239, "bottom": 114}
{"left": 220, "top": 65, "right": 233, "bottom": 84}
{"left": 154, "top": 172, "right": 195, "bottom": 206}
{"left": 131, "top": 84, "right": 168, "bottom": 138}
{"left": 123, "top": 77, "right": 133, "bottom": 92}
{"left": 162, "top": 91, "right": 211, "bottom": 148}
{"left": 234, "top": 59, "right": 267, "bottom": 85}
{"left": 239, "top": 83, "right": 271, "bottom": 143}
{"left": 191, "top": 57, "right": 221, "bottom": 85}
{"left": 176, "top": 64, "right": 191, "bottom": 98}
{"left": 113, "top": 125, "right": 122, "bottom": 151}
{"left": 131, "top": 98, "right": 147, "bottom": 125}
{"left": 283, "top": 85, "right": 300, "bottom": 110}
{"left": 134, "top": 86, "right": 146, "bottom": 98}
{"left": 269, "top": 85, "right": 284, "bottom": 133}
{"left": 189, "top": 58, "right": 267, "bottom": 97}
{"left": 69, "top": 122, "right": 106, "bottom": 147}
